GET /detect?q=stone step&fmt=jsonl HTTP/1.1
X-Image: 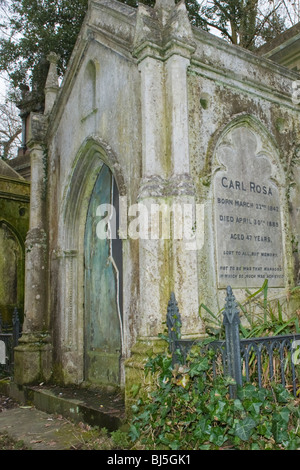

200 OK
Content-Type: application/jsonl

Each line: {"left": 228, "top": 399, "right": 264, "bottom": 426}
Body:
{"left": 1, "top": 381, "right": 126, "bottom": 432}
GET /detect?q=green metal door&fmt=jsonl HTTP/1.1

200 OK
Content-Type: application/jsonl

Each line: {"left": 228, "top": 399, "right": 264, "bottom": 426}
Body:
{"left": 84, "top": 164, "right": 122, "bottom": 385}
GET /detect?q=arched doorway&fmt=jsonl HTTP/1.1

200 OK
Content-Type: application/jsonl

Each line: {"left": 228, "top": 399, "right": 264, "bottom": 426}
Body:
{"left": 84, "top": 163, "right": 123, "bottom": 385}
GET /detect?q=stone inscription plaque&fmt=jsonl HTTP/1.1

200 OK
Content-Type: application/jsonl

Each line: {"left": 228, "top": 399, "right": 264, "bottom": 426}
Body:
{"left": 214, "top": 127, "right": 284, "bottom": 288}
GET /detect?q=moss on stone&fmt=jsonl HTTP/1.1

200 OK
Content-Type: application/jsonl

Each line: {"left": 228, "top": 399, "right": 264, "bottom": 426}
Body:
{"left": 0, "top": 176, "right": 29, "bottom": 325}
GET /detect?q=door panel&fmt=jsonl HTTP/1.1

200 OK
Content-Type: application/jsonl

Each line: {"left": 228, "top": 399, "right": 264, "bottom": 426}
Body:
{"left": 84, "top": 164, "right": 122, "bottom": 385}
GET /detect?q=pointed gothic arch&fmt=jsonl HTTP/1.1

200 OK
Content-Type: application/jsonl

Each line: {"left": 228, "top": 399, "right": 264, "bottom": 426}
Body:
{"left": 210, "top": 115, "right": 290, "bottom": 291}
{"left": 56, "top": 137, "right": 127, "bottom": 385}
{"left": 0, "top": 220, "right": 25, "bottom": 322}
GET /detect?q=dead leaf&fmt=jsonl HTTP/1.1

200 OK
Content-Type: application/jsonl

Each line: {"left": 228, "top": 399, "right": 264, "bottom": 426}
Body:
{"left": 48, "top": 441, "right": 57, "bottom": 446}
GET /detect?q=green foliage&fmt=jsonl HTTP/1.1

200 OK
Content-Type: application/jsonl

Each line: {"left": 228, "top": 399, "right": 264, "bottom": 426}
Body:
{"left": 199, "top": 280, "right": 300, "bottom": 339}
{"left": 0, "top": 433, "right": 29, "bottom": 450}
{"left": 198, "top": 281, "right": 300, "bottom": 391}
{"left": 199, "top": 0, "right": 287, "bottom": 49}
{"left": 129, "top": 342, "right": 300, "bottom": 450}
{"left": 0, "top": 0, "right": 89, "bottom": 93}
{"left": 0, "top": 0, "right": 288, "bottom": 99}
{"left": 110, "top": 429, "right": 132, "bottom": 449}
{"left": 0, "top": 0, "right": 204, "bottom": 96}
{"left": 238, "top": 283, "right": 300, "bottom": 339}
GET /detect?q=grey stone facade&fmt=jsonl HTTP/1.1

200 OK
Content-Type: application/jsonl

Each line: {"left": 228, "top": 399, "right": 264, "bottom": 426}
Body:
{"left": 15, "top": 0, "right": 300, "bottom": 404}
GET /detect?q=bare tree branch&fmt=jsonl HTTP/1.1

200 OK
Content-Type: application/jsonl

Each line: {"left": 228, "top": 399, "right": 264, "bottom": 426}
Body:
{"left": 0, "top": 100, "right": 22, "bottom": 160}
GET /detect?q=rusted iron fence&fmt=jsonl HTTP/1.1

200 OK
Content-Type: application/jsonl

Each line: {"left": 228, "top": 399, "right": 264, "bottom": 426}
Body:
{"left": 0, "top": 308, "right": 21, "bottom": 375}
{"left": 167, "top": 287, "right": 300, "bottom": 398}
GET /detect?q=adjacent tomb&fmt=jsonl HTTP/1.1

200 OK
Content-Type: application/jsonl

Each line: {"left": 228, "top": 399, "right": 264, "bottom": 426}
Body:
{"left": 0, "top": 160, "right": 30, "bottom": 325}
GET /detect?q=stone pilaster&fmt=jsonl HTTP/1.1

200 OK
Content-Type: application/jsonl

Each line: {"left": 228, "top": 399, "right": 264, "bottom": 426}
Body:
{"left": 129, "top": 0, "right": 202, "bottom": 353}
{"left": 163, "top": 10, "right": 201, "bottom": 336}
{"left": 14, "top": 111, "right": 52, "bottom": 385}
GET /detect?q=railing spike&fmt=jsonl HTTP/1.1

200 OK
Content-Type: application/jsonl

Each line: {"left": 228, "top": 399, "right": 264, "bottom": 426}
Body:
{"left": 166, "top": 292, "right": 182, "bottom": 365}
{"left": 165, "top": 286, "right": 300, "bottom": 397}
{"left": 223, "top": 286, "right": 242, "bottom": 396}
{"left": 167, "top": 292, "right": 181, "bottom": 340}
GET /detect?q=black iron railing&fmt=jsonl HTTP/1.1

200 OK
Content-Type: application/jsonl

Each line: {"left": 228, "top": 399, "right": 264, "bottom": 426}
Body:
{"left": 167, "top": 287, "right": 300, "bottom": 398}
{"left": 0, "top": 308, "right": 22, "bottom": 375}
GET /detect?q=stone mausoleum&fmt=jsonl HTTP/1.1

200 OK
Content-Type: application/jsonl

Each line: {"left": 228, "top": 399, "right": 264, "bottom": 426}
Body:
{"left": 0, "top": 160, "right": 30, "bottom": 326}
{"left": 13, "top": 0, "right": 300, "bottom": 407}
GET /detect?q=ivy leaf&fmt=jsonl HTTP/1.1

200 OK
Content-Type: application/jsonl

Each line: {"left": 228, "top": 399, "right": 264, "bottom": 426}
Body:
{"left": 213, "top": 400, "right": 228, "bottom": 421}
{"left": 257, "top": 422, "right": 273, "bottom": 439}
{"left": 190, "top": 357, "right": 209, "bottom": 376}
{"left": 251, "top": 443, "right": 261, "bottom": 450}
{"left": 233, "top": 399, "right": 244, "bottom": 412}
{"left": 129, "top": 424, "right": 140, "bottom": 442}
{"left": 223, "top": 375, "right": 236, "bottom": 386}
{"left": 278, "top": 408, "right": 290, "bottom": 423}
{"left": 235, "top": 417, "right": 256, "bottom": 441}
{"left": 237, "top": 383, "right": 257, "bottom": 400}
{"left": 194, "top": 418, "right": 210, "bottom": 440}
{"left": 199, "top": 444, "right": 211, "bottom": 450}
{"left": 247, "top": 401, "right": 262, "bottom": 415}
{"left": 169, "top": 440, "right": 180, "bottom": 450}
{"left": 276, "top": 387, "right": 292, "bottom": 404}
{"left": 209, "top": 427, "right": 227, "bottom": 447}
{"left": 272, "top": 419, "right": 289, "bottom": 443}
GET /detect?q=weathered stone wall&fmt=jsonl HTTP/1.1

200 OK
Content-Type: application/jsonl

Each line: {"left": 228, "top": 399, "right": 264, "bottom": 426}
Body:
{"left": 47, "top": 0, "right": 300, "bottom": 385}
{"left": 17, "top": 0, "right": 300, "bottom": 395}
{"left": 0, "top": 172, "right": 30, "bottom": 324}
{"left": 46, "top": 0, "right": 142, "bottom": 384}
{"left": 188, "top": 27, "right": 300, "bottom": 315}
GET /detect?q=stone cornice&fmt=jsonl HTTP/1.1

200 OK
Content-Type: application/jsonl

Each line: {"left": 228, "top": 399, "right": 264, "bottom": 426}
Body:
{"left": 191, "top": 25, "right": 300, "bottom": 83}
